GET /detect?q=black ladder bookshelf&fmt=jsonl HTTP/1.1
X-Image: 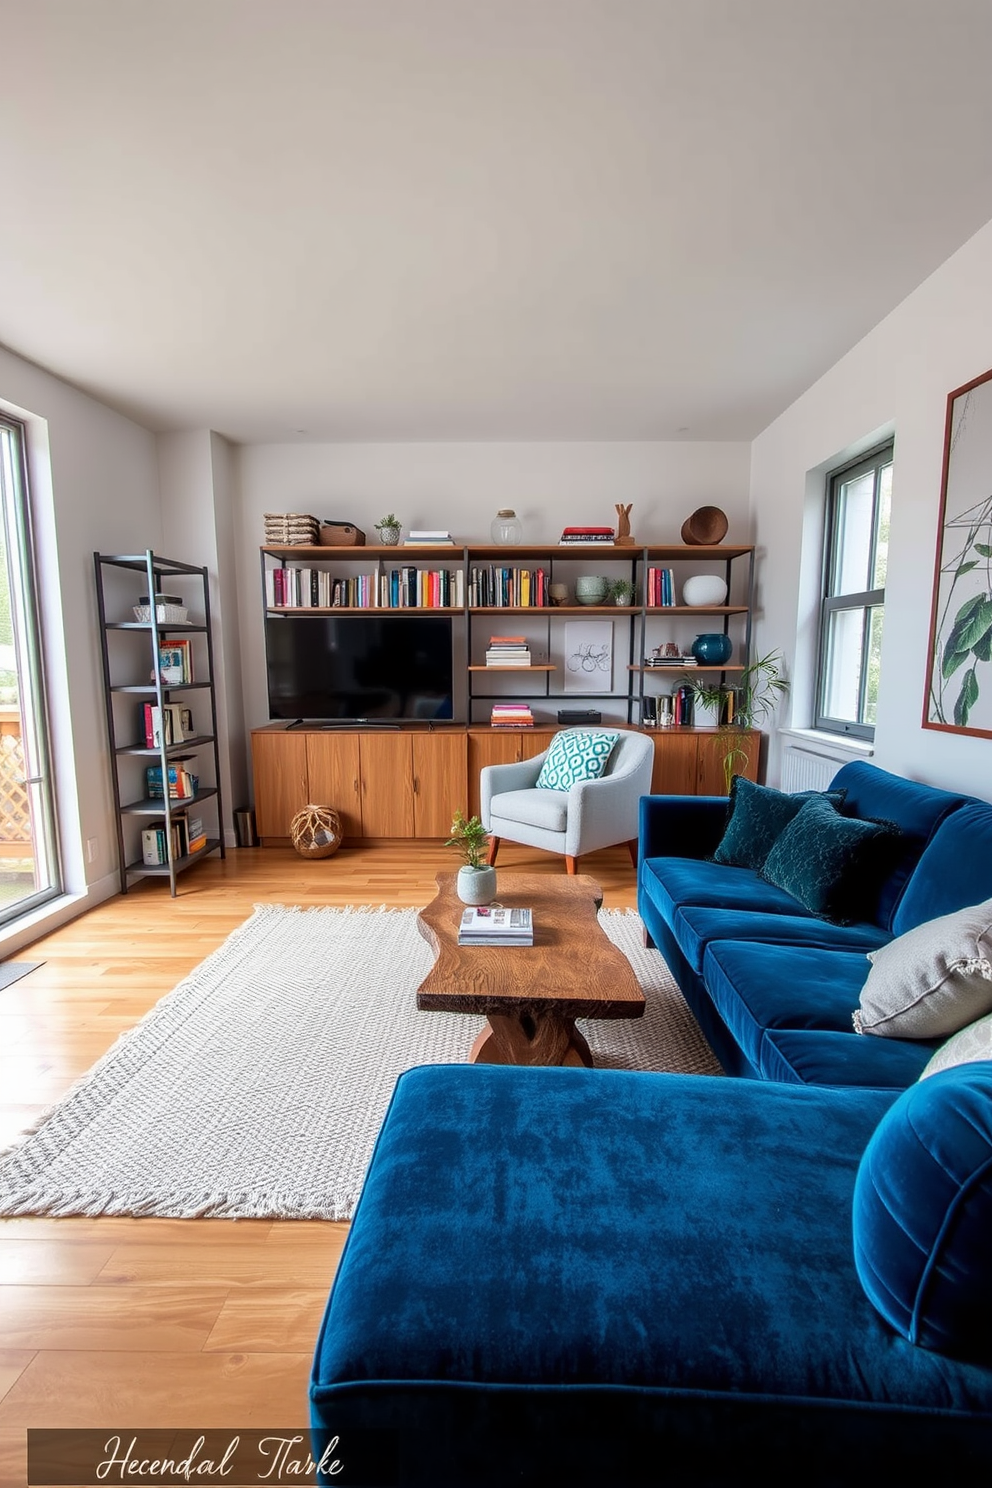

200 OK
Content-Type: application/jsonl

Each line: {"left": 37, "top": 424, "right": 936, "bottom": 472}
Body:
{"left": 94, "top": 550, "right": 226, "bottom": 895}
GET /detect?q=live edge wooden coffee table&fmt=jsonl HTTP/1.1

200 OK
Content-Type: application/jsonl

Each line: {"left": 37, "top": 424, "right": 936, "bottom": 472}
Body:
{"left": 416, "top": 872, "right": 645, "bottom": 1067}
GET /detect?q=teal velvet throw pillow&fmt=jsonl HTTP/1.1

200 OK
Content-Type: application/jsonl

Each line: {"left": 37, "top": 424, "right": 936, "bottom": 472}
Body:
{"left": 761, "top": 795, "right": 896, "bottom": 922}
{"left": 713, "top": 776, "right": 847, "bottom": 872}
{"left": 535, "top": 730, "right": 620, "bottom": 791}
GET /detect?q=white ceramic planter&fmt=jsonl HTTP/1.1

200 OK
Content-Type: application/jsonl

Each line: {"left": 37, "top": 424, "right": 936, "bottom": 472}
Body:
{"left": 681, "top": 574, "right": 728, "bottom": 607}
{"left": 456, "top": 865, "right": 497, "bottom": 905}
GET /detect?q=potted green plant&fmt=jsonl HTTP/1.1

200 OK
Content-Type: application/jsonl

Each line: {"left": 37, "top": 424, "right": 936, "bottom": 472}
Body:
{"left": 374, "top": 513, "right": 402, "bottom": 546}
{"left": 446, "top": 810, "right": 497, "bottom": 905}
{"left": 690, "top": 650, "right": 790, "bottom": 790}
{"left": 609, "top": 578, "right": 636, "bottom": 606}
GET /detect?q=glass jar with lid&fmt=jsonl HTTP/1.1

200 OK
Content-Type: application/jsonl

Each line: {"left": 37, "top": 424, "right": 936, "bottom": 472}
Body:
{"left": 491, "top": 509, "right": 522, "bottom": 545}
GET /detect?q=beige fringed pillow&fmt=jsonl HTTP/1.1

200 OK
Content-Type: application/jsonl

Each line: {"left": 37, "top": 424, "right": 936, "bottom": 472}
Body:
{"left": 853, "top": 898, "right": 992, "bottom": 1039}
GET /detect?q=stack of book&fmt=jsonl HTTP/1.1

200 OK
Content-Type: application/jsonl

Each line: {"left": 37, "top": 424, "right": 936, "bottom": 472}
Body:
{"left": 490, "top": 703, "right": 534, "bottom": 728}
{"left": 485, "top": 635, "right": 531, "bottom": 667}
{"left": 644, "top": 654, "right": 697, "bottom": 667}
{"left": 457, "top": 905, "right": 534, "bottom": 947}
{"left": 559, "top": 526, "right": 615, "bottom": 545}
{"left": 403, "top": 530, "right": 456, "bottom": 546}
{"left": 146, "top": 756, "right": 199, "bottom": 800}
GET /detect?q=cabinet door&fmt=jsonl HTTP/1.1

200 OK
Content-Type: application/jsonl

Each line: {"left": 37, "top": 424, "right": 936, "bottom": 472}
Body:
{"left": 359, "top": 733, "right": 415, "bottom": 837}
{"left": 524, "top": 729, "right": 556, "bottom": 762}
{"left": 468, "top": 732, "right": 522, "bottom": 818}
{"left": 412, "top": 734, "right": 467, "bottom": 837}
{"left": 306, "top": 733, "right": 362, "bottom": 839}
{"left": 696, "top": 730, "right": 759, "bottom": 796}
{"left": 651, "top": 731, "right": 699, "bottom": 795}
{"left": 251, "top": 731, "right": 308, "bottom": 840}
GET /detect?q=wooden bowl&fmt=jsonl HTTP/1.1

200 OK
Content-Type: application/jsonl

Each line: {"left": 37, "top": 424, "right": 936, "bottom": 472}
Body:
{"left": 681, "top": 506, "right": 729, "bottom": 545}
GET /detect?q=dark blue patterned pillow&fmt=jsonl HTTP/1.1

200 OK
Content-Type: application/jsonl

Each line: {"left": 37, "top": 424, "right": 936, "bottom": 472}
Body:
{"left": 761, "top": 795, "right": 898, "bottom": 922}
{"left": 713, "top": 776, "right": 847, "bottom": 872}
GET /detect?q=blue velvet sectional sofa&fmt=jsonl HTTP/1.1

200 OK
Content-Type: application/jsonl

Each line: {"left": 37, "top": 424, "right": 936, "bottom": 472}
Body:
{"left": 637, "top": 760, "right": 992, "bottom": 1086}
{"left": 310, "top": 761, "right": 992, "bottom": 1483}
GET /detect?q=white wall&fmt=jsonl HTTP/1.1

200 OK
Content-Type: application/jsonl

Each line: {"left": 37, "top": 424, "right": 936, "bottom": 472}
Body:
{"left": 157, "top": 430, "right": 247, "bottom": 836}
{"left": 234, "top": 440, "right": 752, "bottom": 740}
{"left": 751, "top": 216, "right": 992, "bottom": 801}
{"left": 0, "top": 343, "right": 162, "bottom": 949}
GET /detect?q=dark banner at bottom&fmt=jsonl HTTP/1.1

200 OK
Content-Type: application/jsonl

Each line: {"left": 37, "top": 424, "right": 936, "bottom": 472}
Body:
{"left": 27, "top": 1429, "right": 397, "bottom": 1486}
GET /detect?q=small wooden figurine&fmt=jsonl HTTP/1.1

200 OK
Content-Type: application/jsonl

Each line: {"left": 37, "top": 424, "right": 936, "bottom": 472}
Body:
{"left": 615, "top": 503, "right": 635, "bottom": 546}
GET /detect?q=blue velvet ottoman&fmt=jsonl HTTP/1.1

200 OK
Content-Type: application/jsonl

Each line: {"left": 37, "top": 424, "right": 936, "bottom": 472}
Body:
{"left": 310, "top": 1063, "right": 992, "bottom": 1485}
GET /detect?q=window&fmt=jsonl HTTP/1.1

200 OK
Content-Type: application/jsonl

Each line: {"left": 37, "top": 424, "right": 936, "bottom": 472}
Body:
{"left": 0, "top": 415, "right": 61, "bottom": 923}
{"left": 815, "top": 442, "right": 892, "bottom": 740}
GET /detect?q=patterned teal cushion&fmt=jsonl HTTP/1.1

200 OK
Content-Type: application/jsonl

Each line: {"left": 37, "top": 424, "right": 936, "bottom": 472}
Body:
{"left": 535, "top": 730, "right": 620, "bottom": 791}
{"left": 713, "top": 777, "right": 848, "bottom": 871}
{"left": 761, "top": 795, "right": 897, "bottom": 923}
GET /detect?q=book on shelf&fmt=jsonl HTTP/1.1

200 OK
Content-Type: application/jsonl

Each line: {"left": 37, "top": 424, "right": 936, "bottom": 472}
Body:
{"left": 646, "top": 568, "right": 677, "bottom": 607}
{"left": 468, "top": 565, "right": 548, "bottom": 607}
{"left": 490, "top": 703, "right": 534, "bottom": 728}
{"left": 404, "top": 530, "right": 456, "bottom": 545}
{"left": 141, "top": 813, "right": 190, "bottom": 866}
{"left": 187, "top": 815, "right": 207, "bottom": 854}
{"left": 153, "top": 638, "right": 193, "bottom": 685}
{"left": 486, "top": 634, "right": 531, "bottom": 666}
{"left": 559, "top": 526, "right": 615, "bottom": 544}
{"left": 142, "top": 701, "right": 191, "bottom": 747}
{"left": 458, "top": 905, "right": 534, "bottom": 947}
{"left": 643, "top": 656, "right": 697, "bottom": 667}
{"left": 146, "top": 756, "right": 199, "bottom": 800}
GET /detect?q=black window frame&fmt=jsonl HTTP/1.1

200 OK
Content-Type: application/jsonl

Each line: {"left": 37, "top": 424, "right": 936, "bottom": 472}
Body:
{"left": 814, "top": 441, "right": 893, "bottom": 741}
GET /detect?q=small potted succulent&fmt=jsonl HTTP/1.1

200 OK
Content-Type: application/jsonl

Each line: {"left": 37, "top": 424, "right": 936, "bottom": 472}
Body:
{"left": 374, "top": 513, "right": 402, "bottom": 546}
{"left": 610, "top": 578, "right": 636, "bottom": 606}
{"left": 446, "top": 810, "right": 497, "bottom": 905}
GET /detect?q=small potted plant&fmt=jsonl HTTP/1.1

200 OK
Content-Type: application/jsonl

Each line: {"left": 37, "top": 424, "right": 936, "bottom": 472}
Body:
{"left": 374, "top": 513, "right": 402, "bottom": 546}
{"left": 446, "top": 810, "right": 497, "bottom": 905}
{"left": 610, "top": 578, "right": 636, "bottom": 606}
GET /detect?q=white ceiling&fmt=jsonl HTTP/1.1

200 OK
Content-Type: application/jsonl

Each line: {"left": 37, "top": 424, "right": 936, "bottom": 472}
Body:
{"left": 2, "top": 0, "right": 992, "bottom": 444}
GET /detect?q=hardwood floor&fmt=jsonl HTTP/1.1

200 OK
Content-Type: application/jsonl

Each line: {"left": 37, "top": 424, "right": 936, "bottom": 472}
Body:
{"left": 0, "top": 840, "right": 638, "bottom": 1485}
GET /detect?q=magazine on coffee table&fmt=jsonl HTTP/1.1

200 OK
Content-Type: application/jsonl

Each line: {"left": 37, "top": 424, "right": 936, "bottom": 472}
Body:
{"left": 458, "top": 905, "right": 533, "bottom": 946}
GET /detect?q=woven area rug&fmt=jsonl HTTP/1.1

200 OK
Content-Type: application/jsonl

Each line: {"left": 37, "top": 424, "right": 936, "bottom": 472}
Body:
{"left": 0, "top": 904, "right": 719, "bottom": 1221}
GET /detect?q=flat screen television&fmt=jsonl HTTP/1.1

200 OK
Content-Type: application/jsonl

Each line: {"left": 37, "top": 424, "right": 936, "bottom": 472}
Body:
{"left": 265, "top": 614, "right": 455, "bottom": 722}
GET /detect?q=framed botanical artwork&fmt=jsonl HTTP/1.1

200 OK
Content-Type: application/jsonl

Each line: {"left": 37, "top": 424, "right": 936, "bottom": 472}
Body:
{"left": 924, "top": 366, "right": 992, "bottom": 737}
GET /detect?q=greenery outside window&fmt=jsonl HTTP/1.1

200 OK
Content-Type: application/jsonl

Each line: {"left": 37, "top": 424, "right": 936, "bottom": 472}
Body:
{"left": 815, "top": 443, "right": 892, "bottom": 740}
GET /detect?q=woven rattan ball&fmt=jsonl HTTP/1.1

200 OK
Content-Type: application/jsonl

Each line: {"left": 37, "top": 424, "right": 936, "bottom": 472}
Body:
{"left": 290, "top": 804, "right": 342, "bottom": 859}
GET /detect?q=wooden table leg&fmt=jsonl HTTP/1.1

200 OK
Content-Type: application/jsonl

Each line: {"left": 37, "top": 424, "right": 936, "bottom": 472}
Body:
{"left": 470, "top": 1012, "right": 594, "bottom": 1067}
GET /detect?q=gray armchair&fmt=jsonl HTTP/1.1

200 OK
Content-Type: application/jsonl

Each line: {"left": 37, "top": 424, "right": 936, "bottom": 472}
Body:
{"left": 480, "top": 728, "right": 656, "bottom": 874}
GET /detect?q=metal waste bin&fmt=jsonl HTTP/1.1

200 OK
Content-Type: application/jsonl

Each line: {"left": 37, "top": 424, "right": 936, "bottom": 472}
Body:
{"left": 234, "top": 808, "right": 258, "bottom": 848}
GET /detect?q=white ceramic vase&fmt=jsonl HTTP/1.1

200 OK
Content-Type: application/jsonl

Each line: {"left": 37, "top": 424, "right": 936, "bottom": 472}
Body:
{"left": 681, "top": 574, "right": 728, "bottom": 607}
{"left": 456, "top": 865, "right": 497, "bottom": 905}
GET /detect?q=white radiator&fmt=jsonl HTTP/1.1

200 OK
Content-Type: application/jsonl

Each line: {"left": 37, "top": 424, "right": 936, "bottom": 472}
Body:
{"left": 781, "top": 745, "right": 844, "bottom": 794}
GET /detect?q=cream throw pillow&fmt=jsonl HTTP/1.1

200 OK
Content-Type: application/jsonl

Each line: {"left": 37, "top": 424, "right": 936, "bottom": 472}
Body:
{"left": 919, "top": 1010, "right": 992, "bottom": 1078}
{"left": 853, "top": 898, "right": 992, "bottom": 1039}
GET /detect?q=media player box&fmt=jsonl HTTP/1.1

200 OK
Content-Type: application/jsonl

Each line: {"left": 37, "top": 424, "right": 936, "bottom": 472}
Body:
{"left": 557, "top": 709, "right": 602, "bottom": 725}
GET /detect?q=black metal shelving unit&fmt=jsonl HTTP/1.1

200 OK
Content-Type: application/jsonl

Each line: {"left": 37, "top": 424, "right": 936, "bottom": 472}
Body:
{"left": 94, "top": 550, "right": 226, "bottom": 895}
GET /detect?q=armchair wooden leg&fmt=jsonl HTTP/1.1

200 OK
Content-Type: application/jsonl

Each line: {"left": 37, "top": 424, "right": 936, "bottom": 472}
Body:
{"left": 565, "top": 855, "right": 579, "bottom": 875}
{"left": 626, "top": 839, "right": 638, "bottom": 867}
{"left": 487, "top": 836, "right": 500, "bottom": 866}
